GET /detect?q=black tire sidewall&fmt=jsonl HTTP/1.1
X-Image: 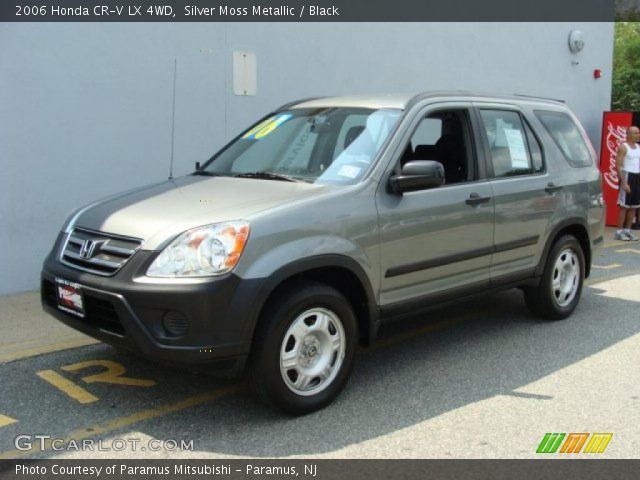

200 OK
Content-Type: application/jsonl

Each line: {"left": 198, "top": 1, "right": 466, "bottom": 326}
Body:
{"left": 251, "top": 283, "right": 357, "bottom": 414}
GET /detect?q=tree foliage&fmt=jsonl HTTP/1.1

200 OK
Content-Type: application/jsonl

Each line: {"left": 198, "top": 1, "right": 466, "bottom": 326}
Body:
{"left": 615, "top": 0, "right": 640, "bottom": 21}
{"left": 612, "top": 21, "right": 640, "bottom": 110}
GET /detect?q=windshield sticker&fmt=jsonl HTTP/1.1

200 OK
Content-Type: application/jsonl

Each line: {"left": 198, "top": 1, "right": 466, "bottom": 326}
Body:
{"left": 242, "top": 114, "right": 293, "bottom": 140}
{"left": 504, "top": 128, "right": 529, "bottom": 168}
{"left": 337, "top": 165, "right": 361, "bottom": 179}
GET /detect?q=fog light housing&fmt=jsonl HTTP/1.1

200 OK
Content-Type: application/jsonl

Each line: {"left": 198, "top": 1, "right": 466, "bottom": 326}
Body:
{"left": 162, "top": 311, "right": 189, "bottom": 336}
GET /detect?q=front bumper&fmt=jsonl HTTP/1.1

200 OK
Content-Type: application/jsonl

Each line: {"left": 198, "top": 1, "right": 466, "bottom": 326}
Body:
{"left": 41, "top": 233, "right": 265, "bottom": 377}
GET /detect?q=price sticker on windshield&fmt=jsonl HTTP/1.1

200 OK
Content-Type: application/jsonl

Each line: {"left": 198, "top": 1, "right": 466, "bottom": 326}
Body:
{"left": 242, "top": 114, "right": 293, "bottom": 140}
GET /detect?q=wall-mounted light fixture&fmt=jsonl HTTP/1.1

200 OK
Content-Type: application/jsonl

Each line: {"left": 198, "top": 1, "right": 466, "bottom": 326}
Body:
{"left": 568, "top": 30, "right": 585, "bottom": 53}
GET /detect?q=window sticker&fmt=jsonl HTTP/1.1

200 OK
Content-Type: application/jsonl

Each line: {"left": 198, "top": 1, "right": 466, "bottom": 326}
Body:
{"left": 242, "top": 114, "right": 293, "bottom": 140}
{"left": 504, "top": 128, "right": 529, "bottom": 168}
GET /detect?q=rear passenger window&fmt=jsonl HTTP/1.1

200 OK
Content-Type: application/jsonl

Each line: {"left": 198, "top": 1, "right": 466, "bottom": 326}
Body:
{"left": 479, "top": 110, "right": 535, "bottom": 178}
{"left": 535, "top": 110, "right": 592, "bottom": 167}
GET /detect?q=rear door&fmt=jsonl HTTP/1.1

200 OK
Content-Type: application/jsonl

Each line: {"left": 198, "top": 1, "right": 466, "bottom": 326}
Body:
{"left": 473, "top": 104, "right": 558, "bottom": 285}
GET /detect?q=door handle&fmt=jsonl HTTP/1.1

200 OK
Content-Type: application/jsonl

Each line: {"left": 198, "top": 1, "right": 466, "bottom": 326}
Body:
{"left": 545, "top": 183, "right": 563, "bottom": 194}
{"left": 465, "top": 192, "right": 491, "bottom": 206}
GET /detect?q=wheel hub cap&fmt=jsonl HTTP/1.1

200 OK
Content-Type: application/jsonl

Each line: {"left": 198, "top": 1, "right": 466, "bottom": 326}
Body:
{"left": 280, "top": 307, "right": 346, "bottom": 396}
{"left": 552, "top": 248, "right": 580, "bottom": 308}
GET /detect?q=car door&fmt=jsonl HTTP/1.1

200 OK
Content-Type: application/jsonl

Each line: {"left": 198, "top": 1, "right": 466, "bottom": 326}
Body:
{"left": 473, "top": 104, "right": 558, "bottom": 286}
{"left": 376, "top": 102, "right": 495, "bottom": 312}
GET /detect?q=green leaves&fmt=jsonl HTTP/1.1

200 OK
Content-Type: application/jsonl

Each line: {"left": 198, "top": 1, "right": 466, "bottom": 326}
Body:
{"left": 612, "top": 22, "right": 640, "bottom": 111}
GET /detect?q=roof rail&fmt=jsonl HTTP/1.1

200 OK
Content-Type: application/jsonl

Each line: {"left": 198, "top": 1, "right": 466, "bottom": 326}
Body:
{"left": 513, "top": 93, "right": 565, "bottom": 103}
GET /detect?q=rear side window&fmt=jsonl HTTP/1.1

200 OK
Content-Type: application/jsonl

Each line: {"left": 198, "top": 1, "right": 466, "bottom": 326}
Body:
{"left": 479, "top": 110, "right": 535, "bottom": 178}
{"left": 535, "top": 110, "right": 592, "bottom": 167}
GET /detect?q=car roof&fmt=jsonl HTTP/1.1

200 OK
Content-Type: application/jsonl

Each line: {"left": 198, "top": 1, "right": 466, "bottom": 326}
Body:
{"left": 288, "top": 91, "right": 565, "bottom": 110}
{"left": 292, "top": 94, "right": 414, "bottom": 110}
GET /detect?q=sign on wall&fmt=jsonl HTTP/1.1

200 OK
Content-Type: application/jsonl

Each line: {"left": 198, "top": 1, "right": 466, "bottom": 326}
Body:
{"left": 233, "top": 51, "right": 256, "bottom": 96}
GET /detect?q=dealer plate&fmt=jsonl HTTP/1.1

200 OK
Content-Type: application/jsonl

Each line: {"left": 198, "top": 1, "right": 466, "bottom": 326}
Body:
{"left": 55, "top": 277, "right": 85, "bottom": 318}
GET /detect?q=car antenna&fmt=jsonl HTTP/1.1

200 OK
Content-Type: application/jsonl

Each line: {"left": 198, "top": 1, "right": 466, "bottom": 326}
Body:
{"left": 169, "top": 58, "right": 177, "bottom": 180}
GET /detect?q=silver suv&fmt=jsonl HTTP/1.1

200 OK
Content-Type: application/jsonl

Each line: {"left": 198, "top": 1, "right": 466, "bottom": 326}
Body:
{"left": 41, "top": 92, "right": 605, "bottom": 414}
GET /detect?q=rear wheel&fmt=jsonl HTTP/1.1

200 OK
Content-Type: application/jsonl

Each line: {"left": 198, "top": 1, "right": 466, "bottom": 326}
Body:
{"left": 248, "top": 281, "right": 357, "bottom": 415}
{"left": 524, "top": 235, "right": 585, "bottom": 320}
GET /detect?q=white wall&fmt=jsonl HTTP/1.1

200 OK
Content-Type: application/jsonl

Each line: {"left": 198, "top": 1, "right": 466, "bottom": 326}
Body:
{"left": 0, "top": 22, "right": 614, "bottom": 294}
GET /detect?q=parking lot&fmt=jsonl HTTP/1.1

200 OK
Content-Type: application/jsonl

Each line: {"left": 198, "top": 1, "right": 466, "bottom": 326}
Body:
{"left": 1, "top": 230, "right": 639, "bottom": 459}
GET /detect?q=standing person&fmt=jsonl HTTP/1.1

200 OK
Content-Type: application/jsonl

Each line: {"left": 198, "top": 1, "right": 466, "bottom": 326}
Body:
{"left": 615, "top": 125, "right": 640, "bottom": 241}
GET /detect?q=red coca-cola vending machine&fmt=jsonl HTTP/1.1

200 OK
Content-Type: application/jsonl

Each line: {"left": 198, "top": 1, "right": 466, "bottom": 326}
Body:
{"left": 599, "top": 111, "right": 640, "bottom": 226}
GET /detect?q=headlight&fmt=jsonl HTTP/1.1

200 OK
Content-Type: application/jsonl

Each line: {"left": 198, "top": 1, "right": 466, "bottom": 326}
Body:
{"left": 147, "top": 221, "right": 250, "bottom": 277}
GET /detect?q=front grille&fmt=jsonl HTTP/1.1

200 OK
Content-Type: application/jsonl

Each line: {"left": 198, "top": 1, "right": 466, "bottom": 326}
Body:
{"left": 60, "top": 228, "right": 142, "bottom": 276}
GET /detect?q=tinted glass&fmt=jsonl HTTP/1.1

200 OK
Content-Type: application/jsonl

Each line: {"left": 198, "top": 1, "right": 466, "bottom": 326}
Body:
{"left": 402, "top": 110, "right": 473, "bottom": 185}
{"left": 203, "top": 107, "right": 402, "bottom": 184}
{"left": 480, "top": 110, "right": 533, "bottom": 178}
{"left": 535, "top": 110, "right": 592, "bottom": 167}
{"left": 410, "top": 118, "right": 442, "bottom": 148}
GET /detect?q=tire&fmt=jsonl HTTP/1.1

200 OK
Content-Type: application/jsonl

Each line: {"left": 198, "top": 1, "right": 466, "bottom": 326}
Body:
{"left": 248, "top": 281, "right": 358, "bottom": 415}
{"left": 524, "top": 235, "right": 585, "bottom": 320}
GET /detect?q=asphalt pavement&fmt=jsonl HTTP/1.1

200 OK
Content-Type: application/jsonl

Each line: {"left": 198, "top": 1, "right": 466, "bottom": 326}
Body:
{"left": 0, "top": 229, "right": 639, "bottom": 459}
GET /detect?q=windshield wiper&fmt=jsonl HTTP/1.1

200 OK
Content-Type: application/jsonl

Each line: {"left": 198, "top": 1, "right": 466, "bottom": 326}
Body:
{"left": 192, "top": 171, "right": 224, "bottom": 177}
{"left": 232, "top": 172, "right": 303, "bottom": 183}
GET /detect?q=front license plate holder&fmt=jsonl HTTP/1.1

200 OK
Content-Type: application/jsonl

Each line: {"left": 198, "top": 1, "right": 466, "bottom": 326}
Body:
{"left": 55, "top": 278, "right": 85, "bottom": 318}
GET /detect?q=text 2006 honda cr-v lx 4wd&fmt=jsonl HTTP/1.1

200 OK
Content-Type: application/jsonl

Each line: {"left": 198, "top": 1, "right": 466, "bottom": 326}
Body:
{"left": 42, "top": 92, "right": 605, "bottom": 414}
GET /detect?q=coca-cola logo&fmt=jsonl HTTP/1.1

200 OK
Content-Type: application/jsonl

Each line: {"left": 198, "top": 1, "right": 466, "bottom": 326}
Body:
{"left": 603, "top": 122, "right": 626, "bottom": 190}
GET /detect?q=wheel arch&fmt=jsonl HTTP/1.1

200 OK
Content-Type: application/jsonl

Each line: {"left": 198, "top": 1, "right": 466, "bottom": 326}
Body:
{"left": 247, "top": 255, "right": 379, "bottom": 349}
{"left": 536, "top": 218, "right": 591, "bottom": 279}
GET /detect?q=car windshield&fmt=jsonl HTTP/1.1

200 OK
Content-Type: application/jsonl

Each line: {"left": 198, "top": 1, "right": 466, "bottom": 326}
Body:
{"left": 201, "top": 107, "right": 402, "bottom": 184}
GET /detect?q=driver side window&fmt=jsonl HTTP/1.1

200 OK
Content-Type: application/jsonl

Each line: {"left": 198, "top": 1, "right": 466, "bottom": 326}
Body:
{"left": 402, "top": 109, "right": 474, "bottom": 185}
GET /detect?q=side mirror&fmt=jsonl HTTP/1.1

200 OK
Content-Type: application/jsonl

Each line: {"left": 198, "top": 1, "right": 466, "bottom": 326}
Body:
{"left": 389, "top": 160, "right": 445, "bottom": 194}
{"left": 195, "top": 161, "right": 201, "bottom": 170}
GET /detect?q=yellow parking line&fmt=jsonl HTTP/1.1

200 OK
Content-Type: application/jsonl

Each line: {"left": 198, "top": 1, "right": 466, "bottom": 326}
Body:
{"left": 0, "top": 385, "right": 242, "bottom": 459}
{"left": 602, "top": 241, "right": 627, "bottom": 249}
{"left": 0, "top": 311, "right": 472, "bottom": 459}
{"left": 36, "top": 370, "right": 99, "bottom": 404}
{"left": 0, "top": 279, "right": 626, "bottom": 460}
{"left": 592, "top": 264, "right": 622, "bottom": 270}
{"left": 0, "top": 332, "right": 80, "bottom": 351}
{"left": 586, "top": 269, "right": 638, "bottom": 286}
{"left": 615, "top": 248, "right": 640, "bottom": 254}
{"left": 0, "top": 338, "right": 99, "bottom": 364}
{"left": 601, "top": 238, "right": 640, "bottom": 248}
{"left": 0, "top": 415, "right": 17, "bottom": 428}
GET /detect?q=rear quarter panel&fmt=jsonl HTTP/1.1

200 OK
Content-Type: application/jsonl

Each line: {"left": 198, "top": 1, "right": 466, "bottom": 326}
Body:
{"left": 522, "top": 104, "right": 603, "bottom": 270}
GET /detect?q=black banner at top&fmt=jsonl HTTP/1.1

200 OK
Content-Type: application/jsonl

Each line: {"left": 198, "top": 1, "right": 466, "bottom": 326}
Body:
{"left": 1, "top": 0, "right": 617, "bottom": 22}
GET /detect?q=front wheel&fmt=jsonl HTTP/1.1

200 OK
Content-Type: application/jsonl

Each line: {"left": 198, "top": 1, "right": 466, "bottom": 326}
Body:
{"left": 248, "top": 281, "right": 358, "bottom": 415}
{"left": 524, "top": 235, "right": 585, "bottom": 320}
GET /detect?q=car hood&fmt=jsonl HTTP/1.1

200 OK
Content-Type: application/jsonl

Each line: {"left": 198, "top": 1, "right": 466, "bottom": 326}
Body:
{"left": 71, "top": 175, "right": 328, "bottom": 250}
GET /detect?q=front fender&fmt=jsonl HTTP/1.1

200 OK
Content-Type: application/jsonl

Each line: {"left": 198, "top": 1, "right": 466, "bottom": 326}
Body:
{"left": 236, "top": 238, "right": 380, "bottom": 347}
{"left": 240, "top": 235, "right": 375, "bottom": 282}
